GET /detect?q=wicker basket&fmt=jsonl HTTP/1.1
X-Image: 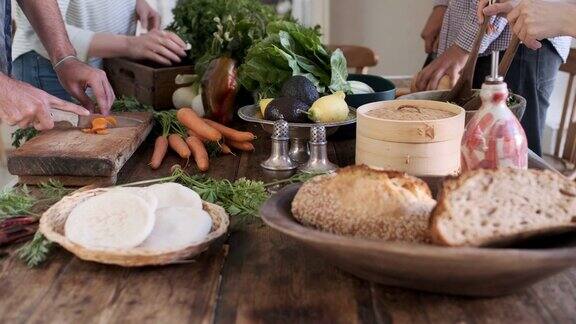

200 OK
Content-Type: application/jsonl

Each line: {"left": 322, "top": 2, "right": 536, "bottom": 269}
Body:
{"left": 39, "top": 188, "right": 229, "bottom": 267}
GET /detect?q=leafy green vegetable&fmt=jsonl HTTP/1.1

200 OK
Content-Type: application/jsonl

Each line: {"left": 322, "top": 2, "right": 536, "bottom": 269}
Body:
{"left": 11, "top": 127, "right": 39, "bottom": 148}
{"left": 329, "top": 49, "right": 351, "bottom": 94}
{"left": 238, "top": 21, "right": 349, "bottom": 98}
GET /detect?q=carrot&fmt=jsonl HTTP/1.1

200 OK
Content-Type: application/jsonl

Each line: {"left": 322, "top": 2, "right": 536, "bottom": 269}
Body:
{"left": 228, "top": 140, "right": 255, "bottom": 152}
{"left": 187, "top": 129, "right": 208, "bottom": 142}
{"left": 105, "top": 116, "right": 117, "bottom": 127}
{"left": 220, "top": 143, "right": 232, "bottom": 155}
{"left": 168, "top": 134, "right": 191, "bottom": 159}
{"left": 203, "top": 119, "right": 255, "bottom": 142}
{"left": 150, "top": 135, "right": 168, "bottom": 169}
{"left": 95, "top": 129, "right": 109, "bottom": 135}
{"left": 91, "top": 117, "right": 109, "bottom": 130}
{"left": 176, "top": 108, "right": 221, "bottom": 142}
{"left": 186, "top": 136, "right": 209, "bottom": 172}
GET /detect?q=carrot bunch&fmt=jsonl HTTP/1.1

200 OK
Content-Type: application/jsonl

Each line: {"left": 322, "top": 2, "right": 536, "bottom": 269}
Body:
{"left": 149, "top": 108, "right": 256, "bottom": 172}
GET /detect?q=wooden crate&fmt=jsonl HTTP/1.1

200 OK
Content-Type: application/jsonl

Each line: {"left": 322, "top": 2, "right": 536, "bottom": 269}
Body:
{"left": 104, "top": 58, "right": 194, "bottom": 109}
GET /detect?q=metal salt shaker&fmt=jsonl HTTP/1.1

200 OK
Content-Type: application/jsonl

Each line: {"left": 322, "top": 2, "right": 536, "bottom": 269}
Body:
{"left": 299, "top": 125, "right": 337, "bottom": 173}
{"left": 261, "top": 120, "right": 298, "bottom": 171}
{"left": 288, "top": 138, "right": 310, "bottom": 164}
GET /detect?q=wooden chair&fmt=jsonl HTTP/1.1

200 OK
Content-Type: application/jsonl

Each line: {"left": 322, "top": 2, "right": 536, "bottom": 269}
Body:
{"left": 548, "top": 48, "right": 576, "bottom": 179}
{"left": 327, "top": 45, "right": 379, "bottom": 74}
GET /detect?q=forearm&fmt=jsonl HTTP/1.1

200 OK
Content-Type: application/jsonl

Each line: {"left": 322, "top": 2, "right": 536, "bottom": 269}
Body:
{"left": 88, "top": 34, "right": 131, "bottom": 59}
{"left": 17, "top": 0, "right": 76, "bottom": 63}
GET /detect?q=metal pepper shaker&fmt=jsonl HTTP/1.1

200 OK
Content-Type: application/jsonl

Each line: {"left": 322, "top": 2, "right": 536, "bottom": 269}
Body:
{"left": 299, "top": 125, "right": 337, "bottom": 173}
{"left": 261, "top": 119, "right": 298, "bottom": 171}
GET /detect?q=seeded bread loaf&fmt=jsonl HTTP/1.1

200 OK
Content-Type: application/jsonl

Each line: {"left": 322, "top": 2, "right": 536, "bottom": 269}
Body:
{"left": 431, "top": 169, "right": 576, "bottom": 247}
{"left": 291, "top": 165, "right": 437, "bottom": 243}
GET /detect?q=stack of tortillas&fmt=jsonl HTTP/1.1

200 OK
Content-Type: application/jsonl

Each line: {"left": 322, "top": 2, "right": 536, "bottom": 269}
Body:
{"left": 39, "top": 183, "right": 229, "bottom": 267}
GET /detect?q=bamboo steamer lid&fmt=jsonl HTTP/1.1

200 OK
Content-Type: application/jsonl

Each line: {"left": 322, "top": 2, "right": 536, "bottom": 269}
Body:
{"left": 357, "top": 100, "right": 465, "bottom": 143}
{"left": 355, "top": 99, "right": 465, "bottom": 176}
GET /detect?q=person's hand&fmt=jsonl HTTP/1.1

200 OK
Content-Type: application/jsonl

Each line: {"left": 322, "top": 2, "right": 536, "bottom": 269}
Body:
{"left": 477, "top": 0, "right": 520, "bottom": 23}
{"left": 55, "top": 59, "right": 115, "bottom": 115}
{"left": 507, "top": 0, "right": 575, "bottom": 50}
{"left": 127, "top": 30, "right": 187, "bottom": 65}
{"left": 0, "top": 75, "right": 89, "bottom": 130}
{"left": 421, "top": 6, "right": 447, "bottom": 54}
{"left": 136, "top": 0, "right": 161, "bottom": 31}
{"left": 414, "top": 45, "right": 468, "bottom": 91}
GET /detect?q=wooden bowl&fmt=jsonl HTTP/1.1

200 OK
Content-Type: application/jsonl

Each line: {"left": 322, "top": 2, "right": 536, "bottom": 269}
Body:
{"left": 39, "top": 188, "right": 229, "bottom": 267}
{"left": 261, "top": 184, "right": 576, "bottom": 297}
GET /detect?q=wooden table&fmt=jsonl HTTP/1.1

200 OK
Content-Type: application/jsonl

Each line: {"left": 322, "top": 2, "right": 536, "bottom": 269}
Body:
{"left": 1, "top": 125, "right": 576, "bottom": 323}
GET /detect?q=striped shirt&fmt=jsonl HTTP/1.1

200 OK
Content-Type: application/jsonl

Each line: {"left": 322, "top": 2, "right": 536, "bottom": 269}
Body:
{"left": 12, "top": 0, "right": 137, "bottom": 68}
{"left": 433, "top": 0, "right": 571, "bottom": 62}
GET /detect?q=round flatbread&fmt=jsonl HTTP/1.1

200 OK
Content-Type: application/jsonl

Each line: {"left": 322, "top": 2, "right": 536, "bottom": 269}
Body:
{"left": 112, "top": 187, "right": 159, "bottom": 211}
{"left": 138, "top": 207, "right": 213, "bottom": 251}
{"left": 146, "top": 182, "right": 202, "bottom": 210}
{"left": 65, "top": 191, "right": 156, "bottom": 250}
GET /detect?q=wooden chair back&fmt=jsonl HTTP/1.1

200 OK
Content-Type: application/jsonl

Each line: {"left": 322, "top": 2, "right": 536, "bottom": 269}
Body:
{"left": 327, "top": 45, "right": 378, "bottom": 74}
{"left": 554, "top": 49, "right": 576, "bottom": 164}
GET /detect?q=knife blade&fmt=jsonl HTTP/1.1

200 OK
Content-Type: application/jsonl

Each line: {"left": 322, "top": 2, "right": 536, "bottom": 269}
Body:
{"left": 50, "top": 109, "right": 143, "bottom": 128}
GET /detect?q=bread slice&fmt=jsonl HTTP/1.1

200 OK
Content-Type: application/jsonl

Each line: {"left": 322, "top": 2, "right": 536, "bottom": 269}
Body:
{"left": 431, "top": 169, "right": 576, "bottom": 247}
{"left": 291, "top": 165, "right": 436, "bottom": 243}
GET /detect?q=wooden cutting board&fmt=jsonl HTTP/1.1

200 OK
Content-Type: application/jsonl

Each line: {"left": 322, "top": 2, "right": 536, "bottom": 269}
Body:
{"left": 7, "top": 112, "right": 153, "bottom": 186}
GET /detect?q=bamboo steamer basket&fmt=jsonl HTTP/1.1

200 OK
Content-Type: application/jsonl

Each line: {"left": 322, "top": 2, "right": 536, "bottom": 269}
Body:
{"left": 39, "top": 187, "right": 229, "bottom": 267}
{"left": 356, "top": 100, "right": 465, "bottom": 177}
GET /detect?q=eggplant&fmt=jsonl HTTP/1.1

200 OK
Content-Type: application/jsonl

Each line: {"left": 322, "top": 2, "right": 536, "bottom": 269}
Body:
{"left": 201, "top": 57, "right": 239, "bottom": 125}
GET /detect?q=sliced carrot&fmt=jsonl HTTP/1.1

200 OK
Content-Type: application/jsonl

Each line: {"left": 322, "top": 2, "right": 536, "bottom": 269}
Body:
{"left": 228, "top": 140, "right": 255, "bottom": 152}
{"left": 91, "top": 117, "right": 109, "bottom": 130}
{"left": 95, "top": 129, "right": 109, "bottom": 135}
{"left": 176, "top": 108, "right": 222, "bottom": 142}
{"left": 186, "top": 136, "right": 209, "bottom": 172}
{"left": 150, "top": 135, "right": 168, "bottom": 169}
{"left": 105, "top": 116, "right": 117, "bottom": 126}
{"left": 203, "top": 119, "right": 255, "bottom": 142}
{"left": 168, "top": 134, "right": 191, "bottom": 159}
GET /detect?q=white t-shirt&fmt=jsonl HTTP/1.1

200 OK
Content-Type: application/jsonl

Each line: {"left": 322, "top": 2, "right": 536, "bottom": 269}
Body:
{"left": 12, "top": 0, "right": 137, "bottom": 68}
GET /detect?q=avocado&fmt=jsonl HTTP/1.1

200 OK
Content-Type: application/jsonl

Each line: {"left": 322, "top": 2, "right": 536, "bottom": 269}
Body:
{"left": 264, "top": 97, "right": 310, "bottom": 123}
{"left": 281, "top": 75, "right": 319, "bottom": 105}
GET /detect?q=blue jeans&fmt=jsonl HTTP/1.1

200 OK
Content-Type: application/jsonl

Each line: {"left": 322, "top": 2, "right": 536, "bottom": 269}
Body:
{"left": 12, "top": 51, "right": 72, "bottom": 101}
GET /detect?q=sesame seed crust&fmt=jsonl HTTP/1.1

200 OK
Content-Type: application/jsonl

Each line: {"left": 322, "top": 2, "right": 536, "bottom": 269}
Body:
{"left": 291, "top": 165, "right": 437, "bottom": 243}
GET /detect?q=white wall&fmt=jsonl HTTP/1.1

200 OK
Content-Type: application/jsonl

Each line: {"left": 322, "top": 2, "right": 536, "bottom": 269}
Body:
{"left": 329, "top": 0, "right": 433, "bottom": 76}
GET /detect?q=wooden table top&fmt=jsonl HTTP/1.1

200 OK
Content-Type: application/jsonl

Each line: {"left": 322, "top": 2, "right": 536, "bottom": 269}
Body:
{"left": 1, "top": 124, "right": 575, "bottom": 323}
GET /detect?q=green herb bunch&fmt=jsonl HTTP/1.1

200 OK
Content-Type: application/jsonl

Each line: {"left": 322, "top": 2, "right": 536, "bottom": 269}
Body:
{"left": 0, "top": 186, "right": 36, "bottom": 219}
{"left": 11, "top": 127, "right": 39, "bottom": 148}
{"left": 168, "top": 0, "right": 282, "bottom": 76}
{"left": 0, "top": 180, "right": 73, "bottom": 267}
